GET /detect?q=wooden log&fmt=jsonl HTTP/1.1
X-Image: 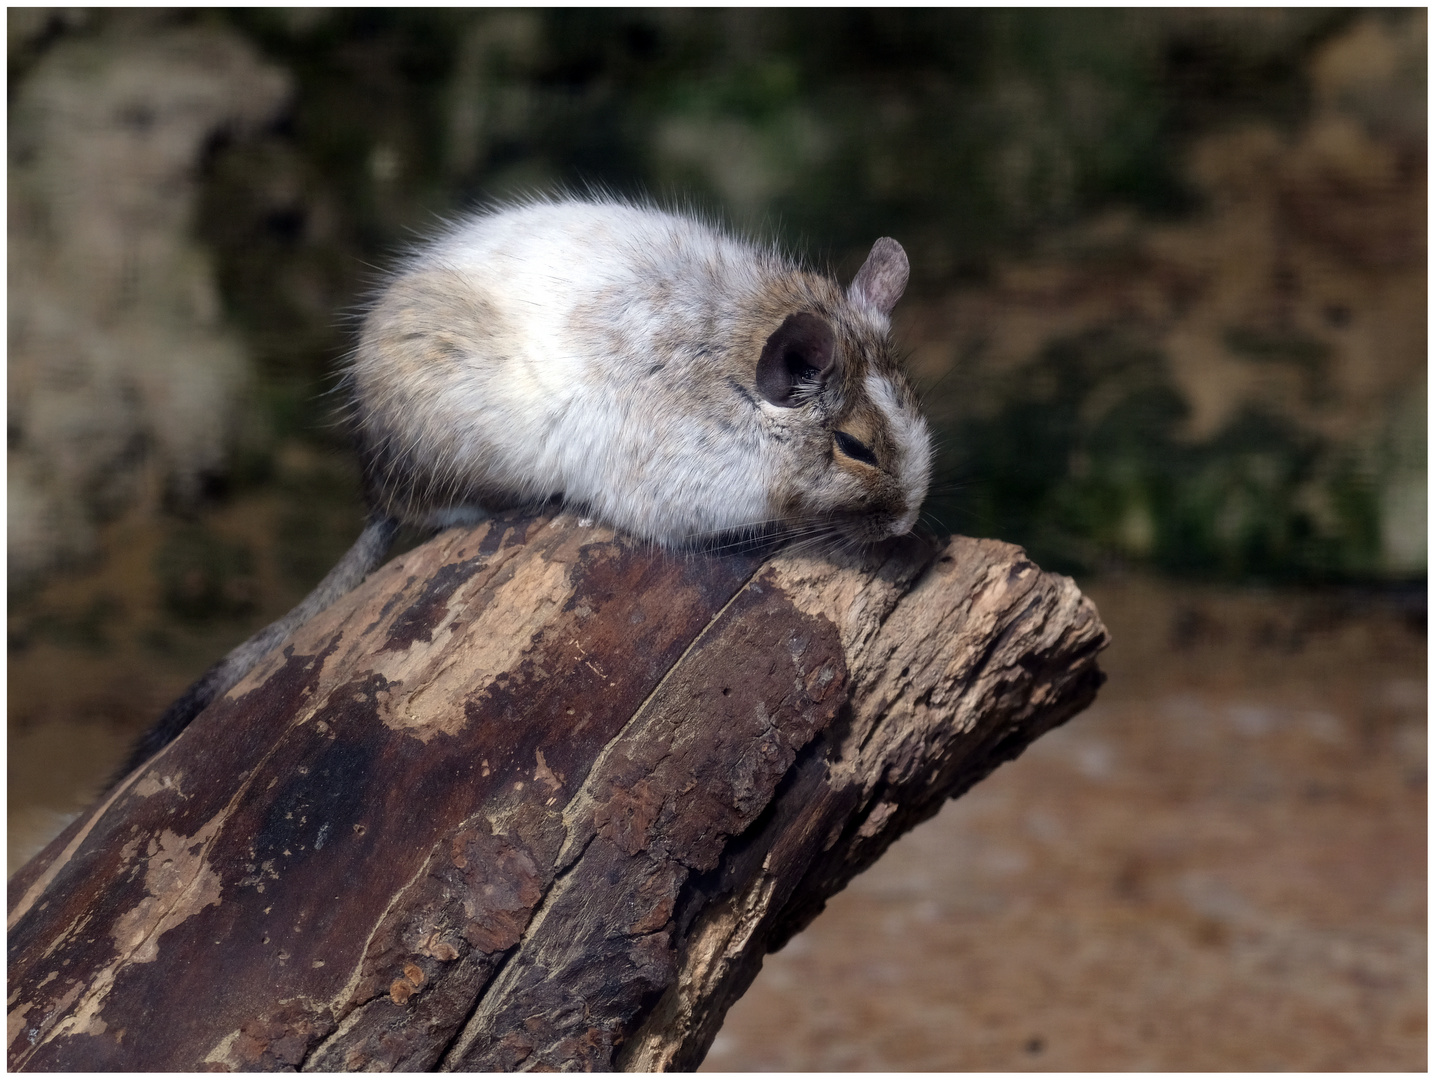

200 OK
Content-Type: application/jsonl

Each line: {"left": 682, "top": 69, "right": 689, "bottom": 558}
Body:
{"left": 7, "top": 510, "right": 1108, "bottom": 1072}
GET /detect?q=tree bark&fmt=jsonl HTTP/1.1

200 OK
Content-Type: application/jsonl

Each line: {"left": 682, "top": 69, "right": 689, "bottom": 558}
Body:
{"left": 7, "top": 511, "right": 1109, "bottom": 1072}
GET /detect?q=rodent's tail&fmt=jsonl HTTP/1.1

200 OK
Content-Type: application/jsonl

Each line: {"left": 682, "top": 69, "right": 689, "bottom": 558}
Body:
{"left": 109, "top": 514, "right": 401, "bottom": 788}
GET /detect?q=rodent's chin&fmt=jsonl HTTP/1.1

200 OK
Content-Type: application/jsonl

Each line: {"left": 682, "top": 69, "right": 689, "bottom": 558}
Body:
{"left": 821, "top": 508, "right": 919, "bottom": 547}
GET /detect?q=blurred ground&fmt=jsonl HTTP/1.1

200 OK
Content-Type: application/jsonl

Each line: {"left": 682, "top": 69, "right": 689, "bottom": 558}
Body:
{"left": 702, "top": 575, "right": 1426, "bottom": 1070}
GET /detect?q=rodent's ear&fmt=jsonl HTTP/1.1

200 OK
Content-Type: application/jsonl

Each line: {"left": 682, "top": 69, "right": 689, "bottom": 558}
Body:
{"left": 847, "top": 237, "right": 909, "bottom": 317}
{"left": 756, "top": 312, "right": 836, "bottom": 407}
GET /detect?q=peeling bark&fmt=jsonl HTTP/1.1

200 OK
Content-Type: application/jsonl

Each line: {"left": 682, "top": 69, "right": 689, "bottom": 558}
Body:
{"left": 7, "top": 511, "right": 1108, "bottom": 1072}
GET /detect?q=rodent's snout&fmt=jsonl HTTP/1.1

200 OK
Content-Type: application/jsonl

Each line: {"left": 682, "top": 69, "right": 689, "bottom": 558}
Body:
{"left": 890, "top": 509, "right": 920, "bottom": 537}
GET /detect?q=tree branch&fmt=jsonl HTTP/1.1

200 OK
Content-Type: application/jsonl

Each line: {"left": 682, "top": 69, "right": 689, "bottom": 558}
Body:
{"left": 7, "top": 511, "right": 1108, "bottom": 1072}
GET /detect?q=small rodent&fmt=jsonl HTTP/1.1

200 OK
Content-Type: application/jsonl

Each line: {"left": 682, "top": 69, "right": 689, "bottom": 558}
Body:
{"left": 117, "top": 196, "right": 932, "bottom": 780}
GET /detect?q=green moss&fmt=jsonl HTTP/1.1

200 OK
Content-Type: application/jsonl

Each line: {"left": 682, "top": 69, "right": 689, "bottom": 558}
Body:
{"left": 24, "top": 593, "right": 123, "bottom": 653}
{"left": 273, "top": 454, "right": 365, "bottom": 589}
{"left": 930, "top": 333, "right": 1391, "bottom": 583}
{"left": 154, "top": 525, "right": 259, "bottom": 624}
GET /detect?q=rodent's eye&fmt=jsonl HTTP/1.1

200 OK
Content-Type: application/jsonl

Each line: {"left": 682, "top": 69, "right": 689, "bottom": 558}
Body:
{"left": 834, "top": 430, "right": 878, "bottom": 466}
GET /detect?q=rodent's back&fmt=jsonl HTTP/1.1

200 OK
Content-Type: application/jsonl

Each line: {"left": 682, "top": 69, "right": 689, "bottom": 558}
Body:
{"left": 349, "top": 197, "right": 930, "bottom": 545}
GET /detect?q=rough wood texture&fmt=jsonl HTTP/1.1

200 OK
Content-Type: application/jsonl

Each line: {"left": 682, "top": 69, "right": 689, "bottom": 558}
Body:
{"left": 7, "top": 511, "right": 1108, "bottom": 1072}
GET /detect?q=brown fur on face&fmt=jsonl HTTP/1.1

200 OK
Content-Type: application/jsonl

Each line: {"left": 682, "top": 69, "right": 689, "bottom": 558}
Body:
{"left": 728, "top": 267, "right": 926, "bottom": 543}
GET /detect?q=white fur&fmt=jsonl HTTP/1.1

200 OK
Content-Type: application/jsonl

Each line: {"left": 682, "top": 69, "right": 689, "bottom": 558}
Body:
{"left": 380, "top": 203, "right": 775, "bottom": 540}
{"left": 865, "top": 371, "right": 931, "bottom": 535}
{"left": 354, "top": 197, "right": 930, "bottom": 545}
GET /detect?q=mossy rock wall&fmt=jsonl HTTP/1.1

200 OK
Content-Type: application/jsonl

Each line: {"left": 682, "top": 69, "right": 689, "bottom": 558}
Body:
{"left": 9, "top": 8, "right": 1426, "bottom": 589}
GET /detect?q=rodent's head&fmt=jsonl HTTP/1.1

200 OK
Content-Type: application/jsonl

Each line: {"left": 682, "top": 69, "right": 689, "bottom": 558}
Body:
{"left": 756, "top": 238, "right": 932, "bottom": 545}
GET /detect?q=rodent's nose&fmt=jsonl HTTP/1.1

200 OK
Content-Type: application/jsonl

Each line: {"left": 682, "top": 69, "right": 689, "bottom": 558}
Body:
{"left": 889, "top": 510, "right": 919, "bottom": 536}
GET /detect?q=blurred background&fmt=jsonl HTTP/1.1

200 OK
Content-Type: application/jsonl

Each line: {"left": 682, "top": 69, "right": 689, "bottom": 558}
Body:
{"left": 7, "top": 8, "right": 1425, "bottom": 1069}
